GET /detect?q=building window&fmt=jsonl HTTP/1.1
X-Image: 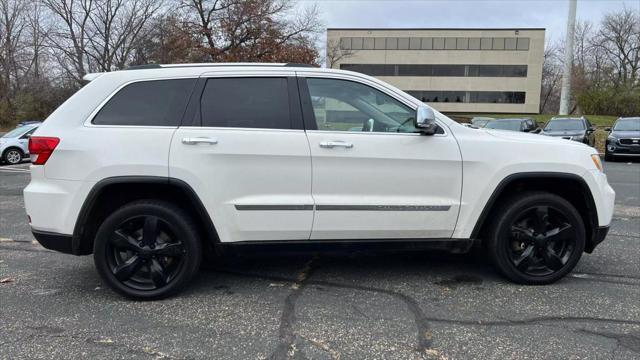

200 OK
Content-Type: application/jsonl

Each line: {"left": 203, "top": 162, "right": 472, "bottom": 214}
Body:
{"left": 408, "top": 91, "right": 526, "bottom": 104}
{"left": 398, "top": 37, "right": 410, "bottom": 50}
{"left": 341, "top": 64, "right": 528, "bottom": 78}
{"left": 433, "top": 37, "right": 445, "bottom": 50}
{"left": 386, "top": 37, "right": 398, "bottom": 50}
{"left": 516, "top": 38, "right": 530, "bottom": 50}
{"left": 410, "top": 37, "right": 422, "bottom": 49}
{"left": 480, "top": 38, "right": 492, "bottom": 50}
{"left": 363, "top": 37, "right": 375, "bottom": 49}
{"left": 444, "top": 38, "right": 456, "bottom": 50}
{"left": 492, "top": 38, "right": 505, "bottom": 50}
{"left": 351, "top": 37, "right": 363, "bottom": 50}
{"left": 468, "top": 38, "right": 481, "bottom": 50}
{"left": 456, "top": 37, "right": 469, "bottom": 50}
{"left": 340, "top": 38, "right": 352, "bottom": 50}
{"left": 337, "top": 36, "right": 531, "bottom": 51}
{"left": 421, "top": 37, "right": 433, "bottom": 49}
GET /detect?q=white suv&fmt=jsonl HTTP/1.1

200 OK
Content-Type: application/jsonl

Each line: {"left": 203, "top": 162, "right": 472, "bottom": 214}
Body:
{"left": 24, "top": 64, "right": 615, "bottom": 299}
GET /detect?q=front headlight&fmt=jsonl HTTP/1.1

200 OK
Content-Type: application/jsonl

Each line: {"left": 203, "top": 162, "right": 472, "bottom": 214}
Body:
{"left": 591, "top": 154, "right": 603, "bottom": 172}
{"left": 607, "top": 135, "right": 618, "bottom": 143}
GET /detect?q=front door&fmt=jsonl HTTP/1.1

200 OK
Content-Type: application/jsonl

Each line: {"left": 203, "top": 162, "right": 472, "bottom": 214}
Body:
{"left": 300, "top": 76, "right": 462, "bottom": 240}
{"left": 170, "top": 75, "right": 313, "bottom": 243}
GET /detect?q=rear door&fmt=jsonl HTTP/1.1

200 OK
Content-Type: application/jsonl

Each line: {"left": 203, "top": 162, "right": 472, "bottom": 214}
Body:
{"left": 298, "top": 74, "right": 463, "bottom": 240}
{"left": 169, "top": 72, "right": 313, "bottom": 243}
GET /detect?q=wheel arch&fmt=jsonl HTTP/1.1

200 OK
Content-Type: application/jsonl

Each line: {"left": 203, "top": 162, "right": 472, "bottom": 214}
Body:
{"left": 2, "top": 146, "right": 25, "bottom": 159}
{"left": 471, "top": 172, "right": 600, "bottom": 253}
{"left": 72, "top": 176, "right": 219, "bottom": 255}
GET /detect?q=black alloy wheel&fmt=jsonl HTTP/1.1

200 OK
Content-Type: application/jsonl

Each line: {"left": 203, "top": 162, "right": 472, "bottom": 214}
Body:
{"left": 94, "top": 200, "right": 201, "bottom": 299}
{"left": 487, "top": 192, "right": 585, "bottom": 284}
{"left": 508, "top": 206, "right": 576, "bottom": 277}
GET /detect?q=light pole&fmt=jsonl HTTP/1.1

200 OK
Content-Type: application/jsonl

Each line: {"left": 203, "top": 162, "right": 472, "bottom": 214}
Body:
{"left": 559, "top": 0, "right": 577, "bottom": 115}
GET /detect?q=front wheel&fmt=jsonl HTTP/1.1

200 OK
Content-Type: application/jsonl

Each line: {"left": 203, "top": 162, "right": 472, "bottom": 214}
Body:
{"left": 94, "top": 200, "right": 202, "bottom": 299}
{"left": 486, "top": 192, "right": 585, "bottom": 285}
{"left": 3, "top": 148, "right": 24, "bottom": 165}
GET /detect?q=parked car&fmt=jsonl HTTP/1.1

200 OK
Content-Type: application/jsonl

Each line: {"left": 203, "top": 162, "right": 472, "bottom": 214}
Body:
{"left": 540, "top": 117, "right": 596, "bottom": 146}
{"left": 17, "top": 120, "right": 42, "bottom": 127}
{"left": 484, "top": 118, "right": 538, "bottom": 133}
{"left": 470, "top": 116, "right": 494, "bottom": 128}
{"left": 24, "top": 63, "right": 614, "bottom": 299}
{"left": 0, "top": 123, "right": 40, "bottom": 164}
{"left": 605, "top": 117, "right": 640, "bottom": 161}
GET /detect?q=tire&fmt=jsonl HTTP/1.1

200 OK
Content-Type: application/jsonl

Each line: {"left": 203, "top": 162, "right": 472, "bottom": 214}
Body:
{"left": 93, "top": 200, "right": 202, "bottom": 300}
{"left": 486, "top": 192, "right": 585, "bottom": 285}
{"left": 604, "top": 151, "right": 615, "bottom": 162}
{"left": 3, "top": 148, "right": 24, "bottom": 165}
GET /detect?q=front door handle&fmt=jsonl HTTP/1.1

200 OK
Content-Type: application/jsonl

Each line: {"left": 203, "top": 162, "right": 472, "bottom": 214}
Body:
{"left": 182, "top": 137, "right": 218, "bottom": 145}
{"left": 319, "top": 140, "right": 354, "bottom": 149}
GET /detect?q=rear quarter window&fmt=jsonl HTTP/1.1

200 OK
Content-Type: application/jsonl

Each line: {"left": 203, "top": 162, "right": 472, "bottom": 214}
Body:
{"left": 92, "top": 79, "right": 196, "bottom": 126}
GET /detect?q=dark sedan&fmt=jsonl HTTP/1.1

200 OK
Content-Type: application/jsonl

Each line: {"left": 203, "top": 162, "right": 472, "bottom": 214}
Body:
{"left": 540, "top": 117, "right": 596, "bottom": 146}
{"left": 605, "top": 117, "right": 640, "bottom": 161}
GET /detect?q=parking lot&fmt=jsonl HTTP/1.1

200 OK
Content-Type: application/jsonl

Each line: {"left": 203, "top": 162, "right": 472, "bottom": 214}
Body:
{"left": 0, "top": 160, "right": 639, "bottom": 359}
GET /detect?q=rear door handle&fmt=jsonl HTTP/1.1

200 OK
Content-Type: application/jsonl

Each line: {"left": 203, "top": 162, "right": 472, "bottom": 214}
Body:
{"left": 182, "top": 137, "right": 218, "bottom": 145}
{"left": 319, "top": 140, "right": 354, "bottom": 149}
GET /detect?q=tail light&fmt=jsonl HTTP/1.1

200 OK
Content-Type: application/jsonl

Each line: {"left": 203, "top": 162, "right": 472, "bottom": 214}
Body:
{"left": 28, "top": 137, "right": 60, "bottom": 165}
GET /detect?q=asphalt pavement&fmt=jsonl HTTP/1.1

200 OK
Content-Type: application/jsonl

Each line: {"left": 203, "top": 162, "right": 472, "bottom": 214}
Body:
{"left": 0, "top": 160, "right": 639, "bottom": 359}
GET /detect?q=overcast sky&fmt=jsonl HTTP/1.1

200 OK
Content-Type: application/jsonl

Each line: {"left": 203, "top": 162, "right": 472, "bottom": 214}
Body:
{"left": 301, "top": 0, "right": 640, "bottom": 44}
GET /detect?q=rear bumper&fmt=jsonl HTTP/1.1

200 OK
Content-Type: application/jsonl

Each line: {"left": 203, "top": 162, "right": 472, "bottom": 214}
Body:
{"left": 32, "top": 229, "right": 75, "bottom": 254}
{"left": 586, "top": 226, "right": 609, "bottom": 253}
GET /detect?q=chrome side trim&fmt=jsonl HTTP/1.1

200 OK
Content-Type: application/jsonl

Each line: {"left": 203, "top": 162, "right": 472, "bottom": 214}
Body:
{"left": 315, "top": 205, "right": 451, "bottom": 211}
{"left": 234, "top": 204, "right": 451, "bottom": 211}
{"left": 234, "top": 205, "right": 314, "bottom": 211}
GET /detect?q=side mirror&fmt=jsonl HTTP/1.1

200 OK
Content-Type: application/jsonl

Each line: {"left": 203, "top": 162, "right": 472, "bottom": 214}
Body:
{"left": 533, "top": 128, "right": 542, "bottom": 134}
{"left": 21, "top": 133, "right": 32, "bottom": 139}
{"left": 604, "top": 127, "right": 611, "bottom": 132}
{"left": 414, "top": 106, "right": 438, "bottom": 135}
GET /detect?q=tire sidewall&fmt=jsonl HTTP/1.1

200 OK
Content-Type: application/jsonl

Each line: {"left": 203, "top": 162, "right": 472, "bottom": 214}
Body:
{"left": 93, "top": 201, "right": 201, "bottom": 300}
{"left": 492, "top": 193, "right": 586, "bottom": 284}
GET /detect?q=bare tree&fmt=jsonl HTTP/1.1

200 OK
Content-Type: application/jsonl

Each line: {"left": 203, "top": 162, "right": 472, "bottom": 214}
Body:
{"left": 0, "top": 0, "right": 28, "bottom": 126}
{"left": 43, "top": 0, "right": 162, "bottom": 84}
{"left": 181, "top": 0, "right": 320, "bottom": 63}
{"left": 592, "top": 7, "right": 640, "bottom": 85}
{"left": 325, "top": 38, "right": 355, "bottom": 68}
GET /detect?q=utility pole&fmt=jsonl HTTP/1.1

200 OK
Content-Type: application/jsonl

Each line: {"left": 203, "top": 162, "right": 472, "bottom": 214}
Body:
{"left": 559, "top": 0, "right": 577, "bottom": 115}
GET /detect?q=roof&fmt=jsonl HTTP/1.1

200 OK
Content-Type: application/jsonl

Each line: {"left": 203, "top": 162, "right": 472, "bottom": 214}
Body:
{"left": 327, "top": 27, "right": 545, "bottom": 31}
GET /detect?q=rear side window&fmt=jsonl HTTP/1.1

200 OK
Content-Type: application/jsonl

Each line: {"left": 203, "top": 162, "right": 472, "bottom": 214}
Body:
{"left": 92, "top": 79, "right": 196, "bottom": 126}
{"left": 200, "top": 77, "right": 290, "bottom": 129}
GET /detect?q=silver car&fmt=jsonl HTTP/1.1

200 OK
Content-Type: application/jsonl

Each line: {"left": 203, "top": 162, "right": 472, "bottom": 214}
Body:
{"left": 0, "top": 123, "right": 40, "bottom": 165}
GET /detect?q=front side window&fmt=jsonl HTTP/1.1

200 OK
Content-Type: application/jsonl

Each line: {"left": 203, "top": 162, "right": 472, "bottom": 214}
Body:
{"left": 200, "top": 77, "right": 290, "bottom": 129}
{"left": 93, "top": 79, "right": 196, "bottom": 126}
{"left": 306, "top": 78, "right": 417, "bottom": 133}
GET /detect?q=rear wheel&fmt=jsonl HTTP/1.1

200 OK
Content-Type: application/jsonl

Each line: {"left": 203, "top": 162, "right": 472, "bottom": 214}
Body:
{"left": 486, "top": 192, "right": 585, "bottom": 284}
{"left": 94, "top": 200, "right": 202, "bottom": 299}
{"left": 3, "top": 148, "right": 24, "bottom": 165}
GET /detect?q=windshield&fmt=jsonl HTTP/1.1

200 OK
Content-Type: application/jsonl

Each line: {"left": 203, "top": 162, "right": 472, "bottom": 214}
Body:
{"left": 544, "top": 119, "right": 585, "bottom": 131}
{"left": 613, "top": 118, "right": 640, "bottom": 131}
{"left": 1, "top": 126, "right": 34, "bottom": 138}
{"left": 485, "top": 120, "right": 522, "bottom": 131}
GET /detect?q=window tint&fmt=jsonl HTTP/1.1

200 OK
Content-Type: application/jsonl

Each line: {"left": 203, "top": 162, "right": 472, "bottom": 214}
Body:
{"left": 306, "top": 78, "right": 417, "bottom": 133}
{"left": 93, "top": 79, "right": 195, "bottom": 126}
{"left": 201, "top": 77, "right": 290, "bottom": 129}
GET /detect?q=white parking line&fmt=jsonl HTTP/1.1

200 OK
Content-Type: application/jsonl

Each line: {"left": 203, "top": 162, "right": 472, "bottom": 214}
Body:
{"left": 0, "top": 167, "right": 30, "bottom": 173}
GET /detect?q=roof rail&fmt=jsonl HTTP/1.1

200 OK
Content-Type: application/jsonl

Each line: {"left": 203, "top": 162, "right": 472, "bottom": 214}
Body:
{"left": 126, "top": 64, "right": 162, "bottom": 70}
{"left": 284, "top": 63, "right": 316, "bottom": 67}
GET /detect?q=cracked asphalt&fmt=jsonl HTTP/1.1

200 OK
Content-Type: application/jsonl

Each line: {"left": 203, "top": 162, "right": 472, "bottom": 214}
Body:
{"left": 1, "top": 160, "right": 639, "bottom": 359}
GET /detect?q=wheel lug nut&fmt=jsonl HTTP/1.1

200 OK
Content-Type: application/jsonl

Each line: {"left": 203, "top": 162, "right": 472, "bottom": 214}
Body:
{"left": 150, "top": 244, "right": 155, "bottom": 249}
{"left": 138, "top": 242, "right": 144, "bottom": 247}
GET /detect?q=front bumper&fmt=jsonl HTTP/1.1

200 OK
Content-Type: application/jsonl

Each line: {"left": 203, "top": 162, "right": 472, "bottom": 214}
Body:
{"left": 32, "top": 229, "right": 74, "bottom": 254}
{"left": 586, "top": 226, "right": 609, "bottom": 253}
